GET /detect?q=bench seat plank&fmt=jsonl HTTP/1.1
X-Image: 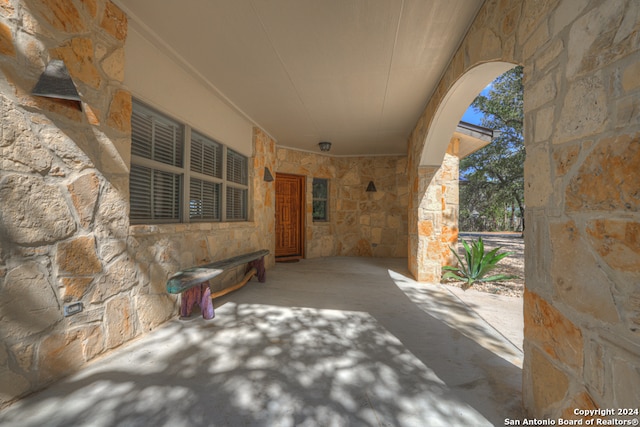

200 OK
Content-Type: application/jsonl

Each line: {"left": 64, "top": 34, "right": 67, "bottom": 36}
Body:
{"left": 166, "top": 249, "right": 269, "bottom": 294}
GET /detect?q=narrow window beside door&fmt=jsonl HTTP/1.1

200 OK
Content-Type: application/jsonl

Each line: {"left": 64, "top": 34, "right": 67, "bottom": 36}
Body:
{"left": 312, "top": 178, "right": 328, "bottom": 221}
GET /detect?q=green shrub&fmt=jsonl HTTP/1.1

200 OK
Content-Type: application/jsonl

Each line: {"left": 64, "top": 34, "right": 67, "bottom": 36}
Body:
{"left": 442, "top": 237, "right": 517, "bottom": 290}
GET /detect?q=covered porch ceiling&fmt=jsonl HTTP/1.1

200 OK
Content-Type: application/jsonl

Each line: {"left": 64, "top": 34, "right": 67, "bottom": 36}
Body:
{"left": 116, "top": 0, "right": 484, "bottom": 156}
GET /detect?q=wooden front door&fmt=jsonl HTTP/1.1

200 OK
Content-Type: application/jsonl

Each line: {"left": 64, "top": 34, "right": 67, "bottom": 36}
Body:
{"left": 275, "top": 173, "right": 304, "bottom": 259}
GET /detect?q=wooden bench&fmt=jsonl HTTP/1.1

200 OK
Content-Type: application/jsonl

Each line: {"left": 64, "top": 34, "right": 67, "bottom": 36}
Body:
{"left": 166, "top": 249, "right": 269, "bottom": 320}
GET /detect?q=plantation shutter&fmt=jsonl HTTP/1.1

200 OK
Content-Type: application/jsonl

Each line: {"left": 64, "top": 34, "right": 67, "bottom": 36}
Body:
{"left": 190, "top": 178, "right": 221, "bottom": 220}
{"left": 131, "top": 102, "right": 183, "bottom": 167}
{"left": 191, "top": 132, "right": 222, "bottom": 178}
{"left": 152, "top": 170, "right": 181, "bottom": 219}
{"left": 226, "top": 186, "right": 247, "bottom": 220}
{"left": 129, "top": 98, "right": 250, "bottom": 224}
{"left": 225, "top": 148, "right": 248, "bottom": 220}
{"left": 130, "top": 101, "right": 183, "bottom": 222}
{"left": 130, "top": 165, "right": 180, "bottom": 221}
{"left": 130, "top": 165, "right": 152, "bottom": 220}
{"left": 226, "top": 149, "right": 248, "bottom": 185}
{"left": 131, "top": 108, "right": 152, "bottom": 159}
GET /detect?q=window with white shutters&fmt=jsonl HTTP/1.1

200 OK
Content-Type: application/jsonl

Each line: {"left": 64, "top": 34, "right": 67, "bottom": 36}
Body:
{"left": 226, "top": 149, "right": 248, "bottom": 220}
{"left": 130, "top": 99, "right": 249, "bottom": 223}
{"left": 131, "top": 103, "right": 183, "bottom": 167}
{"left": 191, "top": 132, "right": 222, "bottom": 178}
{"left": 226, "top": 186, "right": 247, "bottom": 221}
{"left": 189, "top": 178, "right": 221, "bottom": 220}
{"left": 189, "top": 132, "right": 223, "bottom": 221}
{"left": 226, "top": 149, "right": 248, "bottom": 185}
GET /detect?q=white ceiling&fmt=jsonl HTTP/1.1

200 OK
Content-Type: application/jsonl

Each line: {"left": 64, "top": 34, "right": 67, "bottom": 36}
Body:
{"left": 117, "top": 0, "right": 483, "bottom": 156}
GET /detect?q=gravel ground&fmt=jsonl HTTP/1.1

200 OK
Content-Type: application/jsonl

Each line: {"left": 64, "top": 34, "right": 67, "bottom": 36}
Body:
{"left": 443, "top": 232, "right": 525, "bottom": 298}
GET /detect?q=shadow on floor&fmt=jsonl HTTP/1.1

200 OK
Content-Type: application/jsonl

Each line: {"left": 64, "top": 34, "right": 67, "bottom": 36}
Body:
{"left": 0, "top": 257, "right": 522, "bottom": 427}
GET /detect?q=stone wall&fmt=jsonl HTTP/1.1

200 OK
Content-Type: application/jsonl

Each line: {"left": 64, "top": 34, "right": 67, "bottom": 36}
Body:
{"left": 408, "top": 0, "right": 640, "bottom": 419}
{"left": 0, "top": 0, "right": 277, "bottom": 407}
{"left": 276, "top": 148, "right": 408, "bottom": 258}
{"left": 0, "top": 0, "right": 132, "bottom": 406}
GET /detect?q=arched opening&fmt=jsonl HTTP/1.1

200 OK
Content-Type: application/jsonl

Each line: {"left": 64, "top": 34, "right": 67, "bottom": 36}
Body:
{"left": 412, "top": 61, "right": 527, "bottom": 359}
{"left": 413, "top": 61, "right": 520, "bottom": 284}
{"left": 444, "top": 65, "right": 526, "bottom": 354}
{"left": 457, "top": 65, "right": 524, "bottom": 290}
{"left": 420, "top": 61, "right": 515, "bottom": 167}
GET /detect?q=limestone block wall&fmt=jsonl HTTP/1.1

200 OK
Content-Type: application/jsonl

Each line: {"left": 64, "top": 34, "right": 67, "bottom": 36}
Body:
{"left": 413, "top": 150, "right": 460, "bottom": 281}
{"left": 276, "top": 148, "right": 408, "bottom": 258}
{"left": 522, "top": 0, "right": 640, "bottom": 414}
{"left": 441, "top": 145, "right": 461, "bottom": 267}
{"left": 408, "top": 0, "right": 640, "bottom": 419}
{"left": 0, "top": 0, "right": 277, "bottom": 407}
{"left": 0, "top": 0, "right": 133, "bottom": 406}
{"left": 410, "top": 141, "right": 462, "bottom": 280}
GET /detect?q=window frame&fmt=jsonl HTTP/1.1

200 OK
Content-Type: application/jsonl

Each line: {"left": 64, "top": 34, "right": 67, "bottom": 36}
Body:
{"left": 129, "top": 99, "right": 250, "bottom": 224}
{"left": 312, "top": 178, "right": 329, "bottom": 222}
{"left": 225, "top": 148, "right": 249, "bottom": 221}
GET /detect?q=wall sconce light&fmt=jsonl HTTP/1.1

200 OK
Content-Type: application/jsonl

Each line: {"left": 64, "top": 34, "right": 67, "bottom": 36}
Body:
{"left": 263, "top": 167, "right": 274, "bottom": 182}
{"left": 366, "top": 181, "right": 377, "bottom": 192}
{"left": 32, "top": 59, "right": 82, "bottom": 110}
{"left": 318, "top": 141, "right": 332, "bottom": 152}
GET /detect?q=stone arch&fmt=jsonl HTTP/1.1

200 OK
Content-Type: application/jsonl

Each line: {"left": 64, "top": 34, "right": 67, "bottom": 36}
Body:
{"left": 413, "top": 61, "right": 520, "bottom": 281}
{"left": 420, "top": 61, "right": 516, "bottom": 167}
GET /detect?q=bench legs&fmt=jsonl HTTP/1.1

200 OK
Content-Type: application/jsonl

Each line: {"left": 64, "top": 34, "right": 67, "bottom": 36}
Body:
{"left": 179, "top": 256, "right": 265, "bottom": 320}
{"left": 180, "top": 283, "right": 214, "bottom": 320}
{"left": 248, "top": 256, "right": 266, "bottom": 282}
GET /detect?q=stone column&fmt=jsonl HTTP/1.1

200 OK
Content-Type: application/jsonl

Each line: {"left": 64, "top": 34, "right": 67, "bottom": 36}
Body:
{"left": 410, "top": 151, "right": 459, "bottom": 283}
{"left": 252, "top": 127, "right": 277, "bottom": 268}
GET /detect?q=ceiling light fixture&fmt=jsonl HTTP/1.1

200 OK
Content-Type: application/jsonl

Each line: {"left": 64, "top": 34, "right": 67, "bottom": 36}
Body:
{"left": 318, "top": 141, "right": 332, "bottom": 152}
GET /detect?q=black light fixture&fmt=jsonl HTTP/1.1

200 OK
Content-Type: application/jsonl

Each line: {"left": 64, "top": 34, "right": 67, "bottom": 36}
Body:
{"left": 263, "top": 167, "right": 274, "bottom": 182}
{"left": 366, "top": 181, "right": 377, "bottom": 192}
{"left": 318, "top": 141, "right": 332, "bottom": 152}
{"left": 31, "top": 59, "right": 82, "bottom": 110}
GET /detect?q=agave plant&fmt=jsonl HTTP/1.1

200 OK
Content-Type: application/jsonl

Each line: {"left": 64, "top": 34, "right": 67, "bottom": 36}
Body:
{"left": 442, "top": 237, "right": 517, "bottom": 290}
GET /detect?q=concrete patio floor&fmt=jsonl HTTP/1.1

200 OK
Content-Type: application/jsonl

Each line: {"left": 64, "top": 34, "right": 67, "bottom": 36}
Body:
{"left": 0, "top": 257, "right": 524, "bottom": 427}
